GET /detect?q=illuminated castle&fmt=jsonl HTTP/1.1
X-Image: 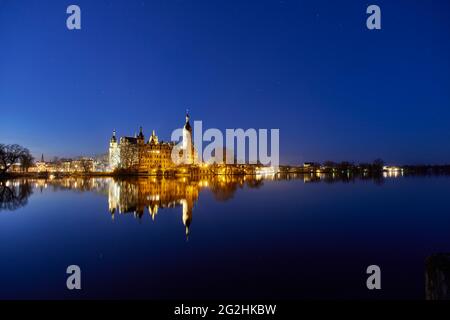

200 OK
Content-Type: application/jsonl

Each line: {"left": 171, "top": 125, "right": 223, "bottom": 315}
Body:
{"left": 109, "top": 113, "right": 195, "bottom": 173}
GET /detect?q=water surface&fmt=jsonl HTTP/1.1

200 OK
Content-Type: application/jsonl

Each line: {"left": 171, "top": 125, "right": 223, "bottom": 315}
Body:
{"left": 1, "top": 174, "right": 450, "bottom": 299}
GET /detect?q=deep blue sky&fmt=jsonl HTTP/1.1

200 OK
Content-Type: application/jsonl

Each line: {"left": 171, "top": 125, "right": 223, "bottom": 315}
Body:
{"left": 1, "top": 0, "right": 449, "bottom": 164}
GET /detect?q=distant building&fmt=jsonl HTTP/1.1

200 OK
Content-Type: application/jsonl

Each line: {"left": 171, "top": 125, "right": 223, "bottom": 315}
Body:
{"left": 8, "top": 163, "right": 22, "bottom": 173}
{"left": 383, "top": 165, "right": 402, "bottom": 172}
{"left": 303, "top": 162, "right": 317, "bottom": 168}
{"left": 70, "top": 158, "right": 94, "bottom": 173}
{"left": 33, "top": 154, "right": 47, "bottom": 172}
{"left": 29, "top": 154, "right": 96, "bottom": 173}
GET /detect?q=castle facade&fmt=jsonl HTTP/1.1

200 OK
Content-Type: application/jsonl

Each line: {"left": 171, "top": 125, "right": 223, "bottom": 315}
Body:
{"left": 109, "top": 113, "right": 195, "bottom": 174}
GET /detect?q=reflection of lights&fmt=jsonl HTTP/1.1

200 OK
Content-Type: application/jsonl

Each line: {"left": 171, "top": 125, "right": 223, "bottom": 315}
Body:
{"left": 383, "top": 166, "right": 403, "bottom": 178}
{"left": 255, "top": 166, "right": 276, "bottom": 175}
{"left": 255, "top": 167, "right": 276, "bottom": 180}
{"left": 383, "top": 170, "right": 403, "bottom": 178}
{"left": 198, "top": 180, "right": 209, "bottom": 187}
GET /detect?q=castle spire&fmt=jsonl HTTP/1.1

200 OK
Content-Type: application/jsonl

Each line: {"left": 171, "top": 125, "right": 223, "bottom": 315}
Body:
{"left": 138, "top": 126, "right": 144, "bottom": 140}
{"left": 184, "top": 109, "right": 192, "bottom": 132}
{"left": 110, "top": 129, "right": 117, "bottom": 143}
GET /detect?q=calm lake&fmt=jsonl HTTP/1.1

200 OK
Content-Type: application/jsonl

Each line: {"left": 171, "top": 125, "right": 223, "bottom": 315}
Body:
{"left": 1, "top": 174, "right": 450, "bottom": 299}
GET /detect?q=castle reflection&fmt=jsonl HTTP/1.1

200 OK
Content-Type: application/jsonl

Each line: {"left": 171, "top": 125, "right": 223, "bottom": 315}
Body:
{"left": 107, "top": 176, "right": 263, "bottom": 236}
{"left": 108, "top": 178, "right": 198, "bottom": 236}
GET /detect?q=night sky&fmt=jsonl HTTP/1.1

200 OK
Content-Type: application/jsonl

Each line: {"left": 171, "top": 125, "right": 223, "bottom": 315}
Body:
{"left": 1, "top": 0, "right": 449, "bottom": 164}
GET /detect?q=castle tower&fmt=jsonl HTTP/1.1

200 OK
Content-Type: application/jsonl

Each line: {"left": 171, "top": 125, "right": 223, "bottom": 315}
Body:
{"left": 182, "top": 111, "right": 194, "bottom": 164}
{"left": 109, "top": 129, "right": 120, "bottom": 170}
{"left": 137, "top": 126, "right": 145, "bottom": 144}
{"left": 110, "top": 129, "right": 117, "bottom": 145}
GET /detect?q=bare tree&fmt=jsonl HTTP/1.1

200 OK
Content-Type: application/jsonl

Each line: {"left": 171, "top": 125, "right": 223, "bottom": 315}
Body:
{"left": 0, "top": 144, "right": 31, "bottom": 174}
{"left": 372, "top": 158, "right": 385, "bottom": 171}
{"left": 20, "top": 153, "right": 34, "bottom": 172}
{"left": 79, "top": 158, "right": 93, "bottom": 173}
{"left": 119, "top": 145, "right": 138, "bottom": 171}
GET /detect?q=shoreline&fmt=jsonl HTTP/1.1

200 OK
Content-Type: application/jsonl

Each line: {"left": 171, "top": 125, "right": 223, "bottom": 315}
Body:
{"left": 2, "top": 164, "right": 450, "bottom": 180}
